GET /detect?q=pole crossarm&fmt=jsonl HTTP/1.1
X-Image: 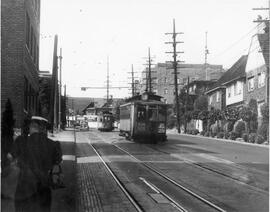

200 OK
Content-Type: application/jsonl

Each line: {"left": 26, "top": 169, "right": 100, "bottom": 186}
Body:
{"left": 165, "top": 51, "right": 184, "bottom": 54}
{"left": 165, "top": 41, "right": 184, "bottom": 44}
{"left": 81, "top": 86, "right": 129, "bottom": 91}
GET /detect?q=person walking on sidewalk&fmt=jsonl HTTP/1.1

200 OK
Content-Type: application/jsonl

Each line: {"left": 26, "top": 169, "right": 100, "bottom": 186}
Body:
{"left": 12, "top": 116, "right": 62, "bottom": 212}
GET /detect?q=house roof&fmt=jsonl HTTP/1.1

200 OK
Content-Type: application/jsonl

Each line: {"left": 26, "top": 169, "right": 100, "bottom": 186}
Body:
{"left": 206, "top": 55, "right": 248, "bottom": 94}
{"left": 258, "top": 32, "right": 269, "bottom": 68}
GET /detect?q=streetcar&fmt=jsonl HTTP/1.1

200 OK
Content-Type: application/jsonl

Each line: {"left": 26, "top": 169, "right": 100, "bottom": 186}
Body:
{"left": 119, "top": 92, "right": 167, "bottom": 143}
{"left": 97, "top": 111, "right": 114, "bottom": 132}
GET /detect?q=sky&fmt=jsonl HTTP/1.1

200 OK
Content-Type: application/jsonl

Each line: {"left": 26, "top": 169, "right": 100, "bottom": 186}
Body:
{"left": 39, "top": 0, "right": 269, "bottom": 99}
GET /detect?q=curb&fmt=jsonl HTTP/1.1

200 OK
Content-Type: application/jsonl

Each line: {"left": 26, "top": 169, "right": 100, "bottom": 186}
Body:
{"left": 167, "top": 132, "right": 269, "bottom": 148}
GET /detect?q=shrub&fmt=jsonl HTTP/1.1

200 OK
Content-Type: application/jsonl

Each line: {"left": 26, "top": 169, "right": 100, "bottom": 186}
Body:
{"left": 229, "top": 132, "right": 238, "bottom": 140}
{"left": 192, "top": 129, "right": 199, "bottom": 135}
{"left": 200, "top": 131, "right": 205, "bottom": 136}
{"left": 242, "top": 133, "right": 248, "bottom": 142}
{"left": 211, "top": 132, "right": 217, "bottom": 138}
{"left": 217, "top": 132, "right": 224, "bottom": 138}
{"left": 167, "top": 116, "right": 176, "bottom": 129}
{"left": 223, "top": 121, "right": 234, "bottom": 133}
{"left": 224, "top": 132, "right": 230, "bottom": 139}
{"left": 255, "top": 135, "right": 265, "bottom": 144}
{"left": 204, "top": 132, "right": 210, "bottom": 137}
{"left": 248, "top": 133, "right": 257, "bottom": 143}
{"left": 258, "top": 123, "right": 268, "bottom": 141}
{"left": 234, "top": 120, "right": 246, "bottom": 137}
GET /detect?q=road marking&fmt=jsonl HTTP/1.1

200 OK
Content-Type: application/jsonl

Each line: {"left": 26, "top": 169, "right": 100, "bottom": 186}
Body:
{"left": 62, "top": 155, "right": 76, "bottom": 161}
{"left": 76, "top": 156, "right": 101, "bottom": 163}
{"left": 196, "top": 153, "right": 234, "bottom": 165}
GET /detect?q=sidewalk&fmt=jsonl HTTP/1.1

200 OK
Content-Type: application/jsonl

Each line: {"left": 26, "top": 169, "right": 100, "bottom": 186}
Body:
{"left": 49, "top": 129, "right": 76, "bottom": 212}
{"left": 1, "top": 129, "right": 76, "bottom": 212}
{"left": 167, "top": 128, "right": 269, "bottom": 148}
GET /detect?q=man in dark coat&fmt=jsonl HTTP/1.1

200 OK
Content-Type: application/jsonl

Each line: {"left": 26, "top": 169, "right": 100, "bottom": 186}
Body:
{"left": 13, "top": 116, "right": 62, "bottom": 212}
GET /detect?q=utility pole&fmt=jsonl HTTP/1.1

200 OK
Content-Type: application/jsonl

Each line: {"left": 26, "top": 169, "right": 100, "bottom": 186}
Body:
{"left": 184, "top": 76, "right": 190, "bottom": 133}
{"left": 131, "top": 64, "right": 135, "bottom": 96}
{"left": 204, "top": 31, "right": 210, "bottom": 80}
{"left": 128, "top": 64, "right": 138, "bottom": 96}
{"left": 106, "top": 56, "right": 109, "bottom": 104}
{"left": 49, "top": 35, "right": 58, "bottom": 133}
{"left": 165, "top": 19, "right": 184, "bottom": 133}
{"left": 143, "top": 48, "right": 155, "bottom": 93}
{"left": 58, "top": 48, "right": 62, "bottom": 131}
{"left": 253, "top": 2, "right": 270, "bottom": 142}
{"left": 64, "top": 84, "right": 67, "bottom": 128}
{"left": 148, "top": 48, "right": 152, "bottom": 93}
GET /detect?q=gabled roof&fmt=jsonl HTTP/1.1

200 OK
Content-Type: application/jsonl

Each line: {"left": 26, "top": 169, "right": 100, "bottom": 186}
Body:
{"left": 206, "top": 55, "right": 248, "bottom": 94}
{"left": 258, "top": 33, "right": 269, "bottom": 68}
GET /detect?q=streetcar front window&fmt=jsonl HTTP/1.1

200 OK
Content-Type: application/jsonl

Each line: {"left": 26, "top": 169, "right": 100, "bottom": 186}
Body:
{"left": 158, "top": 106, "right": 166, "bottom": 121}
{"left": 137, "top": 106, "right": 146, "bottom": 121}
{"left": 148, "top": 106, "right": 158, "bottom": 121}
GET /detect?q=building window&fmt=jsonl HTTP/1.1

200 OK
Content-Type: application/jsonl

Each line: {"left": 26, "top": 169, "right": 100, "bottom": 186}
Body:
{"left": 164, "top": 77, "right": 167, "bottom": 84}
{"left": 209, "top": 95, "right": 213, "bottom": 104}
{"left": 258, "top": 72, "right": 265, "bottom": 88}
{"left": 26, "top": 13, "right": 30, "bottom": 48}
{"left": 164, "top": 88, "right": 168, "bottom": 94}
{"left": 33, "top": 36, "right": 36, "bottom": 63}
{"left": 237, "top": 81, "right": 242, "bottom": 94}
{"left": 216, "top": 91, "right": 220, "bottom": 102}
{"left": 233, "top": 83, "right": 237, "bottom": 96}
{"left": 228, "top": 86, "right": 232, "bottom": 98}
{"left": 248, "top": 77, "right": 254, "bottom": 91}
{"left": 258, "top": 102, "right": 264, "bottom": 117}
{"left": 177, "top": 78, "right": 180, "bottom": 84}
{"left": 30, "top": 26, "right": 34, "bottom": 56}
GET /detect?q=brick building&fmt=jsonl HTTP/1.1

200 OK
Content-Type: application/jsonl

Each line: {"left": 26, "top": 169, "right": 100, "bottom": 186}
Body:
{"left": 145, "top": 63, "right": 224, "bottom": 104}
{"left": 245, "top": 22, "right": 269, "bottom": 125}
{"left": 1, "top": 0, "right": 41, "bottom": 127}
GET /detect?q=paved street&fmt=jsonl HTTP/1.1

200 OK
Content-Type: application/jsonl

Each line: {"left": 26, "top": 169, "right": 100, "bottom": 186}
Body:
{"left": 2, "top": 129, "right": 268, "bottom": 212}
{"left": 85, "top": 129, "right": 268, "bottom": 212}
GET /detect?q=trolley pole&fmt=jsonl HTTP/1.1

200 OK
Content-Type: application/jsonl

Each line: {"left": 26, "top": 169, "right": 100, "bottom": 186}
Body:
{"left": 165, "top": 19, "right": 184, "bottom": 133}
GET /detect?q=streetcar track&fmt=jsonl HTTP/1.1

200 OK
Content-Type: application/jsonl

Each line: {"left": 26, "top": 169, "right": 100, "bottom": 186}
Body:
{"left": 75, "top": 131, "right": 144, "bottom": 212}
{"left": 92, "top": 132, "right": 226, "bottom": 212}
{"left": 145, "top": 145, "right": 269, "bottom": 195}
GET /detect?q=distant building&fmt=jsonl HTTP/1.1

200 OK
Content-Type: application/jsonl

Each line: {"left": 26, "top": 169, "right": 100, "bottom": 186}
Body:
{"left": 151, "top": 63, "right": 224, "bottom": 104}
{"left": 1, "top": 0, "right": 41, "bottom": 127}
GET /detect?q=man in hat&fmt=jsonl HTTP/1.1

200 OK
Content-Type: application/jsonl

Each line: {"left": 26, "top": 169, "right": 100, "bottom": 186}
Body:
{"left": 13, "top": 116, "right": 62, "bottom": 212}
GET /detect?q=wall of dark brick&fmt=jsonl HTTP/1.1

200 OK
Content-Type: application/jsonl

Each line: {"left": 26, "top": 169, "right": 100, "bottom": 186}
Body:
{"left": 1, "top": 0, "right": 40, "bottom": 128}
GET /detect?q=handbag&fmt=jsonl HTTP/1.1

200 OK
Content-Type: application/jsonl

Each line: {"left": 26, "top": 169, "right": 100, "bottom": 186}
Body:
{"left": 49, "top": 164, "right": 65, "bottom": 189}
{"left": 1, "top": 161, "right": 20, "bottom": 199}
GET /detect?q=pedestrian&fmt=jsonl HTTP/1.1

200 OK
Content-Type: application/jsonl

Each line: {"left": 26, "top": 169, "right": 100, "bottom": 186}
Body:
{"left": 12, "top": 116, "right": 63, "bottom": 212}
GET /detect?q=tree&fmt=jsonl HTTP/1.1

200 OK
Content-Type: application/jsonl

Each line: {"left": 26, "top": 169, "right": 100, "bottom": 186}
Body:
{"left": 258, "top": 103, "right": 269, "bottom": 142}
{"left": 248, "top": 99, "right": 258, "bottom": 132}
{"left": 112, "top": 99, "right": 126, "bottom": 121}
{"left": 193, "top": 95, "right": 209, "bottom": 131}
{"left": 39, "top": 78, "right": 52, "bottom": 120}
{"left": 1, "top": 99, "right": 15, "bottom": 168}
{"left": 194, "top": 95, "right": 208, "bottom": 111}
